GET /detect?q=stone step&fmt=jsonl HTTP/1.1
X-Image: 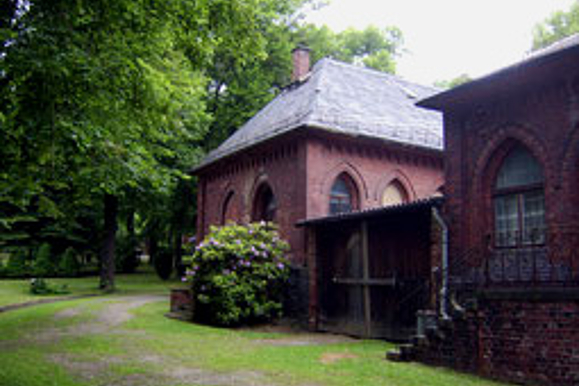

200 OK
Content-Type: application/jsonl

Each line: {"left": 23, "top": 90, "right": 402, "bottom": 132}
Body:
{"left": 386, "top": 344, "right": 416, "bottom": 362}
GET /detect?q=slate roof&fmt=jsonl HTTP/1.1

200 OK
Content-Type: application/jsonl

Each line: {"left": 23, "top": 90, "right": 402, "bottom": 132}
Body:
{"left": 419, "top": 33, "right": 579, "bottom": 110}
{"left": 194, "top": 58, "right": 443, "bottom": 171}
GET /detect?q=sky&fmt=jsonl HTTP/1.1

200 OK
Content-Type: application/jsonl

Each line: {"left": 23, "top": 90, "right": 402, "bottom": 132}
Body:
{"left": 305, "top": 0, "right": 577, "bottom": 85}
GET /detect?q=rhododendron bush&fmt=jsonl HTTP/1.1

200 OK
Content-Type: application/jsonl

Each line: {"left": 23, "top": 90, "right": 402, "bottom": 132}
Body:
{"left": 183, "top": 222, "right": 290, "bottom": 326}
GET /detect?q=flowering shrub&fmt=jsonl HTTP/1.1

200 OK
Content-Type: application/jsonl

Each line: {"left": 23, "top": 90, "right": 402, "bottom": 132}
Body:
{"left": 183, "top": 222, "right": 290, "bottom": 326}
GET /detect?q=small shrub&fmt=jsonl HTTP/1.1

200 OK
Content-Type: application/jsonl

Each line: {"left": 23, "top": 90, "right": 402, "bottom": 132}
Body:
{"left": 33, "top": 243, "right": 57, "bottom": 277}
{"left": 29, "top": 278, "right": 70, "bottom": 295}
{"left": 183, "top": 222, "right": 290, "bottom": 327}
{"left": 58, "top": 247, "right": 80, "bottom": 277}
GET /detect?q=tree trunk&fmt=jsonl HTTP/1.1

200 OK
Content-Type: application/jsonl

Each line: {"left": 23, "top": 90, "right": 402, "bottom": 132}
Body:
{"left": 125, "top": 206, "right": 138, "bottom": 272}
{"left": 99, "top": 193, "right": 118, "bottom": 291}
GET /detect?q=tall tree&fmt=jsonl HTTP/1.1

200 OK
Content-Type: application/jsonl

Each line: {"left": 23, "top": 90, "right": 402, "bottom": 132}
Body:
{"left": 295, "top": 24, "right": 404, "bottom": 73}
{"left": 205, "top": 21, "right": 405, "bottom": 149}
{"left": 532, "top": 2, "right": 579, "bottom": 50}
{"left": 0, "top": 0, "right": 277, "bottom": 289}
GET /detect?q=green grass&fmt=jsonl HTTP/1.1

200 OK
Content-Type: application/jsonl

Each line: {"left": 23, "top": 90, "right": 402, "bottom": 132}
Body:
{"left": 0, "top": 277, "right": 510, "bottom": 386}
{"left": 0, "top": 269, "right": 180, "bottom": 308}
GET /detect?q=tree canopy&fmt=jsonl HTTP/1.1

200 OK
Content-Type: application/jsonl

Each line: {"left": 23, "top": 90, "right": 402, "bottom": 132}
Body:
{"left": 0, "top": 0, "right": 405, "bottom": 288}
{"left": 532, "top": 1, "right": 579, "bottom": 50}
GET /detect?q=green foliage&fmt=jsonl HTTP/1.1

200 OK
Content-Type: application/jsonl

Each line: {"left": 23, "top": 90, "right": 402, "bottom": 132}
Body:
{"left": 532, "top": 2, "right": 579, "bottom": 50}
{"left": 295, "top": 24, "right": 404, "bottom": 73}
{"left": 33, "top": 243, "right": 57, "bottom": 277}
{"left": 58, "top": 247, "right": 80, "bottom": 277}
{"left": 29, "top": 278, "right": 70, "bottom": 295}
{"left": 184, "top": 222, "right": 290, "bottom": 326}
{"left": 434, "top": 73, "right": 472, "bottom": 90}
{"left": 5, "top": 250, "right": 30, "bottom": 277}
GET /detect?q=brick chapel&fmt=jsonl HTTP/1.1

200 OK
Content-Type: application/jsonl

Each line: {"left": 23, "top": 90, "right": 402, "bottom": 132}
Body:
{"left": 192, "top": 35, "right": 579, "bottom": 386}
{"left": 192, "top": 47, "right": 444, "bottom": 320}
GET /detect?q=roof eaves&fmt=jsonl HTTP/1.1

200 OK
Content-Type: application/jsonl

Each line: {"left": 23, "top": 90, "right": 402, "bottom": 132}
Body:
{"left": 296, "top": 196, "right": 444, "bottom": 227}
{"left": 418, "top": 34, "right": 579, "bottom": 111}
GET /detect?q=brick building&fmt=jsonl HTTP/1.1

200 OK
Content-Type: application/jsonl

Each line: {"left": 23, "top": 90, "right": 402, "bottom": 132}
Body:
{"left": 192, "top": 48, "right": 443, "bottom": 321}
{"left": 412, "top": 34, "right": 579, "bottom": 385}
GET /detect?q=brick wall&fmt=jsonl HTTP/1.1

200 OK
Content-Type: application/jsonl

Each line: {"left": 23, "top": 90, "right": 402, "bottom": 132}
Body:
{"left": 196, "top": 129, "right": 443, "bottom": 324}
{"left": 444, "top": 71, "right": 579, "bottom": 263}
{"left": 416, "top": 295, "right": 579, "bottom": 386}
{"left": 196, "top": 136, "right": 307, "bottom": 264}
{"left": 197, "top": 130, "right": 444, "bottom": 267}
{"left": 305, "top": 133, "right": 443, "bottom": 219}
{"left": 424, "top": 50, "right": 579, "bottom": 386}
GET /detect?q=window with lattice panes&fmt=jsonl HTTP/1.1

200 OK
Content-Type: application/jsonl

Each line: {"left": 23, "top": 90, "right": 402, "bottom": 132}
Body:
{"left": 493, "top": 146, "right": 545, "bottom": 247}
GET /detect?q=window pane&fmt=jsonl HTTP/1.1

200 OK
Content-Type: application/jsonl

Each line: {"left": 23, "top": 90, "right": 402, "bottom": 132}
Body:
{"left": 522, "top": 191, "right": 545, "bottom": 244}
{"left": 381, "top": 181, "right": 407, "bottom": 206}
{"left": 496, "top": 147, "right": 543, "bottom": 189}
{"left": 330, "top": 176, "right": 355, "bottom": 214}
{"left": 494, "top": 195, "right": 519, "bottom": 247}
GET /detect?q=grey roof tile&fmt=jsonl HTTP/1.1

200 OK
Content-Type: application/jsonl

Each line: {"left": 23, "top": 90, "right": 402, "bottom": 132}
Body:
{"left": 196, "top": 59, "right": 443, "bottom": 170}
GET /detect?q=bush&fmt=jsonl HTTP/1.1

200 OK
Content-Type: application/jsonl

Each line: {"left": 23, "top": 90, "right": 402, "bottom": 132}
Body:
{"left": 29, "top": 278, "right": 70, "bottom": 295}
{"left": 58, "top": 247, "right": 80, "bottom": 277}
{"left": 33, "top": 243, "right": 57, "bottom": 277}
{"left": 183, "top": 222, "right": 290, "bottom": 326}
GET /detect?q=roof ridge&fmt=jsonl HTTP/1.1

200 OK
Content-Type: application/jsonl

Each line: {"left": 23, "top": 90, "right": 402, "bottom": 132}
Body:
{"left": 302, "top": 58, "right": 330, "bottom": 125}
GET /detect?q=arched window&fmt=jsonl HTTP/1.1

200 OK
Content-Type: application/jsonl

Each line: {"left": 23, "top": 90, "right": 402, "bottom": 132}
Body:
{"left": 252, "top": 184, "right": 277, "bottom": 222}
{"left": 494, "top": 146, "right": 545, "bottom": 247}
{"left": 221, "top": 191, "right": 235, "bottom": 225}
{"left": 381, "top": 180, "right": 409, "bottom": 206}
{"left": 330, "top": 174, "right": 358, "bottom": 215}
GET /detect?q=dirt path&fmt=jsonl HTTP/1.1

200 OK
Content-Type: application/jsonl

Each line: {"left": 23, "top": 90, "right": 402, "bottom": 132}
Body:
{"left": 7, "top": 295, "right": 352, "bottom": 386}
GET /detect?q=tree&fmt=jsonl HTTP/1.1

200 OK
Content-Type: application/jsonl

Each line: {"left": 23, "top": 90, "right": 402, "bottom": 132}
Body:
{"left": 532, "top": 2, "right": 579, "bottom": 50}
{"left": 0, "top": 0, "right": 280, "bottom": 289}
{"left": 205, "top": 22, "right": 405, "bottom": 149}
{"left": 434, "top": 73, "right": 472, "bottom": 90}
{"left": 295, "top": 24, "right": 404, "bottom": 73}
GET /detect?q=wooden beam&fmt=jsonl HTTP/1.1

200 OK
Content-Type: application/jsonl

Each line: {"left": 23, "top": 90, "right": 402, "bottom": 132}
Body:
{"left": 362, "top": 221, "right": 372, "bottom": 338}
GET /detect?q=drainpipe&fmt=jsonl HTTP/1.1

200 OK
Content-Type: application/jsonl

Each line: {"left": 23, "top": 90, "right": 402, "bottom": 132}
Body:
{"left": 432, "top": 207, "right": 449, "bottom": 320}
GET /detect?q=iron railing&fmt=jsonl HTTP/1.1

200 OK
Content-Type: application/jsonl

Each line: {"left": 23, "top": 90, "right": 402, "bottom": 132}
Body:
{"left": 449, "top": 234, "right": 579, "bottom": 289}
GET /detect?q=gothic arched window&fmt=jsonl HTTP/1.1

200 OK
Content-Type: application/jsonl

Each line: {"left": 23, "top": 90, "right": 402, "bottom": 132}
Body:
{"left": 252, "top": 184, "right": 277, "bottom": 222}
{"left": 381, "top": 180, "right": 409, "bottom": 206}
{"left": 494, "top": 146, "right": 545, "bottom": 247}
{"left": 330, "top": 174, "right": 359, "bottom": 215}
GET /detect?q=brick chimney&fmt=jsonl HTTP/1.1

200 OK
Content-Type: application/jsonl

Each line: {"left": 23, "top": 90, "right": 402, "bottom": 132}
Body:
{"left": 291, "top": 45, "right": 311, "bottom": 82}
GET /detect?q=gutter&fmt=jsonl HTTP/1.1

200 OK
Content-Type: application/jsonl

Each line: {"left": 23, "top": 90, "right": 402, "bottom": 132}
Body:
{"left": 432, "top": 207, "right": 449, "bottom": 320}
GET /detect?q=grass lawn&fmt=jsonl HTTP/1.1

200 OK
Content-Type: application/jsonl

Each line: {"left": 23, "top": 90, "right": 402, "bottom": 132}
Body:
{"left": 0, "top": 269, "right": 178, "bottom": 308}
{"left": 0, "top": 273, "right": 510, "bottom": 386}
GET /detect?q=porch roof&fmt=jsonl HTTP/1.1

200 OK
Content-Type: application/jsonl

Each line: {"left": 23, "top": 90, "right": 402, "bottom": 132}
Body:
{"left": 296, "top": 196, "right": 443, "bottom": 227}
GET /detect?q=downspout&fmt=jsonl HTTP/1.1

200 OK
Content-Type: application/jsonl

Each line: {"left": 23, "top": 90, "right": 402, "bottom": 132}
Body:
{"left": 432, "top": 207, "right": 449, "bottom": 320}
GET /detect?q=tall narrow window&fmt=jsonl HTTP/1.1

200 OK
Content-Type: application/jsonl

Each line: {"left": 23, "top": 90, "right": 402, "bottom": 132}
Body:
{"left": 252, "top": 184, "right": 277, "bottom": 222}
{"left": 381, "top": 180, "right": 409, "bottom": 206}
{"left": 330, "top": 174, "right": 358, "bottom": 215}
{"left": 221, "top": 191, "right": 235, "bottom": 225}
{"left": 494, "top": 146, "right": 545, "bottom": 247}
